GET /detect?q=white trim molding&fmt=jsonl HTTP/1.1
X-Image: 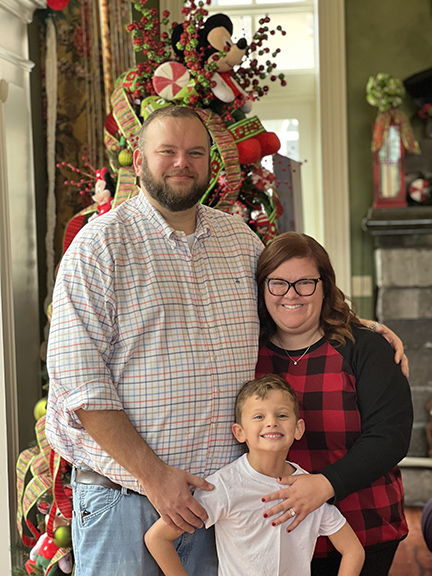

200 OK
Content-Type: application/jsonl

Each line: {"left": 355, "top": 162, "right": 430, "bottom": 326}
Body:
{"left": 0, "top": 45, "right": 35, "bottom": 73}
{"left": 317, "top": 0, "right": 351, "bottom": 297}
{"left": 0, "top": 77, "right": 14, "bottom": 575}
{"left": 0, "top": 0, "right": 46, "bottom": 23}
{"left": 0, "top": 0, "right": 43, "bottom": 566}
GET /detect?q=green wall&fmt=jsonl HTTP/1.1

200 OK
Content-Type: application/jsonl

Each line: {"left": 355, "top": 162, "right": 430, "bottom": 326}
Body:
{"left": 345, "top": 0, "right": 432, "bottom": 318}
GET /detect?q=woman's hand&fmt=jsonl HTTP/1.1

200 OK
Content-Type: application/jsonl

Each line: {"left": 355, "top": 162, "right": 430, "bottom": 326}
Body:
{"left": 262, "top": 473, "right": 335, "bottom": 531}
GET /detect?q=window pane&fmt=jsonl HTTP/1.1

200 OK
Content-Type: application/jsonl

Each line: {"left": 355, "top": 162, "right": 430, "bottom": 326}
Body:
{"left": 222, "top": 13, "right": 315, "bottom": 71}
{"left": 229, "top": 16, "right": 253, "bottom": 43}
{"left": 261, "top": 119, "right": 300, "bottom": 162}
{"left": 253, "top": 12, "right": 314, "bottom": 70}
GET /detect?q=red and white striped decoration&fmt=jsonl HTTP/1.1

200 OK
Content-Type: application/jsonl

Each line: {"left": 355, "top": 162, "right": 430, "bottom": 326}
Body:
{"left": 409, "top": 178, "right": 431, "bottom": 203}
{"left": 152, "top": 62, "right": 190, "bottom": 100}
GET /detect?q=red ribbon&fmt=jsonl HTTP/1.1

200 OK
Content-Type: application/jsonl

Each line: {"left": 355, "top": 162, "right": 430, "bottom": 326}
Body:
{"left": 371, "top": 108, "right": 420, "bottom": 154}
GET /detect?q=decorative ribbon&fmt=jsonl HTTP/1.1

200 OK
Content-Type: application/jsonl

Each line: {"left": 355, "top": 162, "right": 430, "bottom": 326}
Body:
{"left": 16, "top": 446, "right": 42, "bottom": 547}
{"left": 228, "top": 116, "right": 265, "bottom": 144}
{"left": 371, "top": 108, "right": 420, "bottom": 154}
{"left": 195, "top": 108, "right": 242, "bottom": 205}
{"left": 110, "top": 72, "right": 142, "bottom": 150}
{"left": 62, "top": 203, "right": 98, "bottom": 255}
{"left": 367, "top": 73, "right": 420, "bottom": 154}
{"left": 16, "top": 416, "right": 73, "bottom": 571}
{"left": 17, "top": 417, "right": 52, "bottom": 546}
{"left": 112, "top": 167, "right": 140, "bottom": 208}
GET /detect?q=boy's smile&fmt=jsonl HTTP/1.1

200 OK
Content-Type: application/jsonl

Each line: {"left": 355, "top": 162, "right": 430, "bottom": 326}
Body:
{"left": 232, "top": 390, "right": 304, "bottom": 457}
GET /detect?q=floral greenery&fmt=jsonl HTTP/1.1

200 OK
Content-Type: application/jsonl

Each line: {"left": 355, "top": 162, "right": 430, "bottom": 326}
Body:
{"left": 366, "top": 73, "right": 405, "bottom": 112}
{"left": 128, "top": 0, "right": 286, "bottom": 111}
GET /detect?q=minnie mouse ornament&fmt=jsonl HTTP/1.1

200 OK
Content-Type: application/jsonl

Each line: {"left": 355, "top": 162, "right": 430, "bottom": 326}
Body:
{"left": 90, "top": 167, "right": 115, "bottom": 219}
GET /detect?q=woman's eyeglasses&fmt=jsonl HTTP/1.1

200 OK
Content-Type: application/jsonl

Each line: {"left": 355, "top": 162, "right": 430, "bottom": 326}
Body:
{"left": 265, "top": 277, "right": 322, "bottom": 297}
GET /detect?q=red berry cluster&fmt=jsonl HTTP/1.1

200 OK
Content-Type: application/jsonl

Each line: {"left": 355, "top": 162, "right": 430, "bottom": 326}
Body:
{"left": 172, "top": 1, "right": 217, "bottom": 108}
{"left": 127, "top": 0, "right": 173, "bottom": 97}
{"left": 56, "top": 157, "right": 96, "bottom": 198}
{"left": 237, "top": 17, "right": 287, "bottom": 98}
{"left": 126, "top": 1, "right": 286, "bottom": 108}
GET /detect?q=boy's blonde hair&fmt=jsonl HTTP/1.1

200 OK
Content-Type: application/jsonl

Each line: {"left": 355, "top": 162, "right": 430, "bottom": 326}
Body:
{"left": 235, "top": 374, "right": 300, "bottom": 424}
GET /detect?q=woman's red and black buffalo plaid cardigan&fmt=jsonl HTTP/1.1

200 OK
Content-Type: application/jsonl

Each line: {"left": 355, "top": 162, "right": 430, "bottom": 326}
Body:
{"left": 256, "top": 324, "right": 413, "bottom": 557}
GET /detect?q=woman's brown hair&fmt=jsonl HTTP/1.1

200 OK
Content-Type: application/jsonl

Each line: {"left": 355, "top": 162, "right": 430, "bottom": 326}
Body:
{"left": 256, "top": 232, "right": 359, "bottom": 346}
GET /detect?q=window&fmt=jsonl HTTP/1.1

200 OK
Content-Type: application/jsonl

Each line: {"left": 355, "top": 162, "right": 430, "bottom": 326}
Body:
{"left": 208, "top": 0, "right": 321, "bottom": 239}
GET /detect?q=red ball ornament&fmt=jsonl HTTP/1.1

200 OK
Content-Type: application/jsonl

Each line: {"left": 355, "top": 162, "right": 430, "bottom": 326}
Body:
{"left": 48, "top": 0, "right": 70, "bottom": 10}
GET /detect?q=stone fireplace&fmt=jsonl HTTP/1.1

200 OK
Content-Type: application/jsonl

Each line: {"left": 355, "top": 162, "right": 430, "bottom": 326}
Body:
{"left": 365, "top": 206, "right": 432, "bottom": 506}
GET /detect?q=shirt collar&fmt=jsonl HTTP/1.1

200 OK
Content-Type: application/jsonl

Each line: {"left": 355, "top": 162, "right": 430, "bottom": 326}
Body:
{"left": 136, "top": 189, "right": 212, "bottom": 244}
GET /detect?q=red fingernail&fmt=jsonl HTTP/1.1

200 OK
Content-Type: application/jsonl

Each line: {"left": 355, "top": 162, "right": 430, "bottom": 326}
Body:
{"left": 261, "top": 497, "right": 266, "bottom": 502}
{"left": 271, "top": 522, "right": 276, "bottom": 527}
{"left": 287, "top": 530, "right": 291, "bottom": 533}
{"left": 263, "top": 513, "right": 268, "bottom": 518}
{"left": 278, "top": 477, "right": 282, "bottom": 482}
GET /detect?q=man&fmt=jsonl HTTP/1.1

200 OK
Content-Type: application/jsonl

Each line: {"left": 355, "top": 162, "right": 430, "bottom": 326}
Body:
{"left": 46, "top": 106, "right": 406, "bottom": 576}
{"left": 46, "top": 107, "right": 263, "bottom": 575}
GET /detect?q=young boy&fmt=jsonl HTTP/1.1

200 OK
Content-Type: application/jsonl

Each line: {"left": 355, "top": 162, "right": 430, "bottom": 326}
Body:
{"left": 145, "top": 375, "right": 365, "bottom": 575}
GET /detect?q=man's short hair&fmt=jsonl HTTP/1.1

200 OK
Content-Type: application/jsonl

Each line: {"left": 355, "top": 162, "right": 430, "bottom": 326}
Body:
{"left": 138, "top": 106, "right": 212, "bottom": 152}
{"left": 235, "top": 374, "right": 300, "bottom": 424}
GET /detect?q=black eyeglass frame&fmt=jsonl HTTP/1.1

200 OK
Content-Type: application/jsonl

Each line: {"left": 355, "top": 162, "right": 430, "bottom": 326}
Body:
{"left": 265, "top": 277, "right": 322, "bottom": 297}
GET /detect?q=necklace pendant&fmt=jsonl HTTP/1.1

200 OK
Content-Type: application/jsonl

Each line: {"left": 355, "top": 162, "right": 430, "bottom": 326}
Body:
{"left": 276, "top": 335, "right": 311, "bottom": 366}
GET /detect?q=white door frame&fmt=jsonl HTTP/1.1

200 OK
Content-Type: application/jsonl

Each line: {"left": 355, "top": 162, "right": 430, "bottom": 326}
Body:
{"left": 317, "top": 0, "right": 351, "bottom": 296}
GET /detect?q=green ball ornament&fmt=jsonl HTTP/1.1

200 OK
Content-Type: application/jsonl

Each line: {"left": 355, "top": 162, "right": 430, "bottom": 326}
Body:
{"left": 53, "top": 525, "right": 72, "bottom": 548}
{"left": 33, "top": 398, "right": 47, "bottom": 421}
{"left": 118, "top": 149, "right": 133, "bottom": 167}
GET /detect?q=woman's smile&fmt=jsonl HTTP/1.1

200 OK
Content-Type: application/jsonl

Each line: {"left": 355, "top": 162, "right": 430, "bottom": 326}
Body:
{"left": 265, "top": 256, "right": 325, "bottom": 348}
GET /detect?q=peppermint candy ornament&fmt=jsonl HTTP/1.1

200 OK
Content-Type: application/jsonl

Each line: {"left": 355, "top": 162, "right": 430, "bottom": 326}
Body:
{"left": 153, "top": 62, "right": 190, "bottom": 100}
{"left": 409, "top": 178, "right": 431, "bottom": 203}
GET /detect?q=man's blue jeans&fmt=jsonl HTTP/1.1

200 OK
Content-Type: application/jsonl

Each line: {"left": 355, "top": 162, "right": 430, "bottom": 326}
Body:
{"left": 71, "top": 473, "right": 218, "bottom": 575}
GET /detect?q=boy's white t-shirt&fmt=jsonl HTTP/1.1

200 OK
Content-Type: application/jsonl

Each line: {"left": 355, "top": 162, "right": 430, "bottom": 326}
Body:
{"left": 194, "top": 454, "right": 346, "bottom": 576}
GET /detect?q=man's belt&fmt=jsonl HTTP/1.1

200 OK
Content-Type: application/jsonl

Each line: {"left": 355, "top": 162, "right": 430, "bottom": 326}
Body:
{"left": 75, "top": 468, "right": 139, "bottom": 494}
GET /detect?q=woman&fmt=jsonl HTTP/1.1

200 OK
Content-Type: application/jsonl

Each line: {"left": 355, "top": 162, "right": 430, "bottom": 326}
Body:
{"left": 255, "top": 232, "right": 413, "bottom": 575}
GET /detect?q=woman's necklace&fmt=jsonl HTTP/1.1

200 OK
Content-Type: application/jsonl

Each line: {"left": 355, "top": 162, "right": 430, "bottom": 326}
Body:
{"left": 276, "top": 335, "right": 311, "bottom": 366}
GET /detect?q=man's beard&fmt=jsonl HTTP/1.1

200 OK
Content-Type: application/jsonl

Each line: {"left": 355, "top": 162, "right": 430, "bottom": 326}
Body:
{"left": 140, "top": 155, "right": 210, "bottom": 212}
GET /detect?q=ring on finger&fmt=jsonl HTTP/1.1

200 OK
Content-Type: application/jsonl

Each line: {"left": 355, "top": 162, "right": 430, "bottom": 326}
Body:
{"left": 289, "top": 507, "right": 296, "bottom": 517}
